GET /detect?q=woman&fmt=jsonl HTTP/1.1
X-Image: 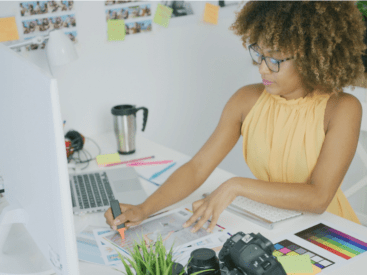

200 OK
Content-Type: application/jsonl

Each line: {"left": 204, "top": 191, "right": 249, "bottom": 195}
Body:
{"left": 105, "top": 1, "right": 366, "bottom": 234}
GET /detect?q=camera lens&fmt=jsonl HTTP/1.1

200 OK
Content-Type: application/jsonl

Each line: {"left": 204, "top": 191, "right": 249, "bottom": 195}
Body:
{"left": 187, "top": 248, "right": 220, "bottom": 275}
{"left": 172, "top": 262, "right": 187, "bottom": 275}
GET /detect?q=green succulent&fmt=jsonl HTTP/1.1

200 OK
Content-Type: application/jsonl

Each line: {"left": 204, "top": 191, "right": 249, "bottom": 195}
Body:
{"left": 113, "top": 232, "right": 215, "bottom": 275}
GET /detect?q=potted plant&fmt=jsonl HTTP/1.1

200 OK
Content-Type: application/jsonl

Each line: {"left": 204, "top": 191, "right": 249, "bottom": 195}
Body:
{"left": 113, "top": 233, "right": 215, "bottom": 275}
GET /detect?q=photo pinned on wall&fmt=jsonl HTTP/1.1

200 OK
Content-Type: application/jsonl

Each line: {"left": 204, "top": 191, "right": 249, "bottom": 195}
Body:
{"left": 23, "top": 30, "right": 77, "bottom": 51}
{"left": 106, "top": 3, "right": 151, "bottom": 21}
{"left": 22, "top": 14, "right": 76, "bottom": 35}
{"left": 19, "top": 1, "right": 74, "bottom": 17}
{"left": 160, "top": 1, "right": 194, "bottom": 18}
{"left": 105, "top": 1, "right": 153, "bottom": 41}
{"left": 19, "top": 1, "right": 78, "bottom": 51}
{"left": 125, "top": 19, "right": 152, "bottom": 35}
{"left": 154, "top": 1, "right": 202, "bottom": 29}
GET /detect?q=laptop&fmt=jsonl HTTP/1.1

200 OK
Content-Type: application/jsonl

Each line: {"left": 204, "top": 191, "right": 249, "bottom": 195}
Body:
{"left": 69, "top": 166, "right": 148, "bottom": 215}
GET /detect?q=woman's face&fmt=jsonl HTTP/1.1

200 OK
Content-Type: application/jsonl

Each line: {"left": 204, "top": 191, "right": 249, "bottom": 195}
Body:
{"left": 256, "top": 40, "right": 310, "bottom": 100}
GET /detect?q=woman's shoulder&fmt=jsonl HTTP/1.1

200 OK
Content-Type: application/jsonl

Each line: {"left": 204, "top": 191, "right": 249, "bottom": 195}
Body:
{"left": 239, "top": 83, "right": 265, "bottom": 124}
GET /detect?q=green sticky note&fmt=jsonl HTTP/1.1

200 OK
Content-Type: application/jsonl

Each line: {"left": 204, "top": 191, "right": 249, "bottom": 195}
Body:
{"left": 108, "top": 19, "right": 125, "bottom": 41}
{"left": 153, "top": 4, "right": 173, "bottom": 28}
{"left": 276, "top": 255, "right": 313, "bottom": 273}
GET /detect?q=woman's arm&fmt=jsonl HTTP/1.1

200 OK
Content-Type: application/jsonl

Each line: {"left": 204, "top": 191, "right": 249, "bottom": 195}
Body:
{"left": 229, "top": 177, "right": 323, "bottom": 214}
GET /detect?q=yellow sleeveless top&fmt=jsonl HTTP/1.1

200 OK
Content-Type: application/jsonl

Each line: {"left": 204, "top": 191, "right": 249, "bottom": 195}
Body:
{"left": 241, "top": 88, "right": 361, "bottom": 224}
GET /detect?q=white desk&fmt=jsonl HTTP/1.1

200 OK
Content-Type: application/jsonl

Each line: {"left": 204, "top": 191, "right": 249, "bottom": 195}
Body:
{"left": 3, "top": 131, "right": 367, "bottom": 274}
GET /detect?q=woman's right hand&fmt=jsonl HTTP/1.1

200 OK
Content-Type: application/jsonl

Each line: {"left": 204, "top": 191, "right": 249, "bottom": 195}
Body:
{"left": 104, "top": 203, "right": 148, "bottom": 231}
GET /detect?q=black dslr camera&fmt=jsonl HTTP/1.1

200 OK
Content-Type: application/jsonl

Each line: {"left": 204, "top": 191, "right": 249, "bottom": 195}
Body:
{"left": 218, "top": 232, "right": 287, "bottom": 275}
{"left": 173, "top": 231, "right": 286, "bottom": 275}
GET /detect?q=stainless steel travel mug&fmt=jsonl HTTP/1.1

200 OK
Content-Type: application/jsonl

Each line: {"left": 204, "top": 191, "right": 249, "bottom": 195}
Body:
{"left": 111, "top": 105, "right": 148, "bottom": 155}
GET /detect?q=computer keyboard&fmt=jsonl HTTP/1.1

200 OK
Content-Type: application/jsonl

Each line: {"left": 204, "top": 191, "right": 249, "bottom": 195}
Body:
{"left": 72, "top": 173, "right": 115, "bottom": 209}
{"left": 203, "top": 192, "right": 302, "bottom": 229}
{"left": 229, "top": 196, "right": 303, "bottom": 224}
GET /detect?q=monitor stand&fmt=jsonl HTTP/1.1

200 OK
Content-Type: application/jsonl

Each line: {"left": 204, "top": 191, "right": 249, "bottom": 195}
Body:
{"left": 0, "top": 198, "right": 54, "bottom": 275}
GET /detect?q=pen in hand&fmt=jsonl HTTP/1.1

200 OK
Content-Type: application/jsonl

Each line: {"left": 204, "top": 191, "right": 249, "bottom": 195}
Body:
{"left": 110, "top": 199, "right": 126, "bottom": 239}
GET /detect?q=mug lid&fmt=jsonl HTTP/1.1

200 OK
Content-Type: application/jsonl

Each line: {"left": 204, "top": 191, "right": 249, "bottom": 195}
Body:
{"left": 111, "top": 105, "right": 136, "bottom": 116}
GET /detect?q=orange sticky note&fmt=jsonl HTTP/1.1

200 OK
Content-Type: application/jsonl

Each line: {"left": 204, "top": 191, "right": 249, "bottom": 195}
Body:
{"left": 203, "top": 3, "right": 219, "bottom": 25}
{"left": 0, "top": 17, "right": 19, "bottom": 42}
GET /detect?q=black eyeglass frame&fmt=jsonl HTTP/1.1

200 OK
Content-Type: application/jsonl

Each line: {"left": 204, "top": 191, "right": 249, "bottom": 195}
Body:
{"left": 249, "top": 43, "right": 295, "bottom": 72}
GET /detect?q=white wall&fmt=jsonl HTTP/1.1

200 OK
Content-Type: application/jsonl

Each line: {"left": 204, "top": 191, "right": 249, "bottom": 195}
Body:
{"left": 2, "top": 0, "right": 367, "bottom": 222}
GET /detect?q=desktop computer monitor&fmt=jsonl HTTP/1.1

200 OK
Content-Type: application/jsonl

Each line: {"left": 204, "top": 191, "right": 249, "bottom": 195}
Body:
{"left": 0, "top": 44, "right": 80, "bottom": 274}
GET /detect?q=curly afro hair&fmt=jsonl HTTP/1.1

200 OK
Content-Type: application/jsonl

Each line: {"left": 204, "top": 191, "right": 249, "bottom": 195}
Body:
{"left": 229, "top": 0, "right": 367, "bottom": 94}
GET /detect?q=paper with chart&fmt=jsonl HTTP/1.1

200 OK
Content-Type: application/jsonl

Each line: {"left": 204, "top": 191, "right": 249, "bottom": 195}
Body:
{"left": 92, "top": 203, "right": 233, "bottom": 265}
{"left": 94, "top": 225, "right": 233, "bottom": 269}
{"left": 76, "top": 224, "right": 127, "bottom": 268}
{"left": 271, "top": 220, "right": 367, "bottom": 274}
{"left": 172, "top": 231, "right": 233, "bottom": 267}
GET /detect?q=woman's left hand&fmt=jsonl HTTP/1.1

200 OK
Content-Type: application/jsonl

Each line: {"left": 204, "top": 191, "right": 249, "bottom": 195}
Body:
{"left": 182, "top": 180, "right": 238, "bottom": 233}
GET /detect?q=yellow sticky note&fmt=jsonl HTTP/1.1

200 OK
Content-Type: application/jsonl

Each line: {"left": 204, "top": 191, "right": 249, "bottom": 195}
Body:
{"left": 277, "top": 255, "right": 313, "bottom": 273}
{"left": 108, "top": 19, "right": 125, "bottom": 41}
{"left": 203, "top": 3, "right": 219, "bottom": 25}
{"left": 153, "top": 4, "right": 173, "bottom": 28}
{"left": 0, "top": 17, "right": 19, "bottom": 42}
{"left": 96, "top": 153, "right": 121, "bottom": 166}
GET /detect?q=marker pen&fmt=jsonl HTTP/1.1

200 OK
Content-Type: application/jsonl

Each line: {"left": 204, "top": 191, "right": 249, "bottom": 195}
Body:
{"left": 110, "top": 199, "right": 126, "bottom": 240}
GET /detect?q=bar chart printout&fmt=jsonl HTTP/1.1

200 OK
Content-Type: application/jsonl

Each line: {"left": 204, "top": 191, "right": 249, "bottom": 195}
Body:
{"left": 295, "top": 223, "right": 367, "bottom": 260}
{"left": 272, "top": 239, "right": 335, "bottom": 273}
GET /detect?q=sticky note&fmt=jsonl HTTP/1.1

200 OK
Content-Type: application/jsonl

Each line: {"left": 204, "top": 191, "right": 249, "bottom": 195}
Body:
{"left": 0, "top": 17, "right": 19, "bottom": 42}
{"left": 203, "top": 3, "right": 219, "bottom": 25}
{"left": 108, "top": 19, "right": 125, "bottom": 41}
{"left": 96, "top": 153, "right": 121, "bottom": 166}
{"left": 287, "top": 264, "right": 322, "bottom": 275}
{"left": 276, "top": 255, "right": 313, "bottom": 273}
{"left": 153, "top": 4, "right": 173, "bottom": 28}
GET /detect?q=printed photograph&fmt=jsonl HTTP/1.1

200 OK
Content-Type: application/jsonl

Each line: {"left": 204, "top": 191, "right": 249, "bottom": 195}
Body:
{"left": 65, "top": 30, "right": 78, "bottom": 43}
{"left": 20, "top": 1, "right": 74, "bottom": 16}
{"left": 48, "top": 1, "right": 74, "bottom": 13}
{"left": 23, "top": 30, "right": 77, "bottom": 51}
{"left": 20, "top": 1, "right": 49, "bottom": 16}
{"left": 160, "top": 1, "right": 194, "bottom": 18}
{"left": 105, "top": 4, "right": 151, "bottom": 21}
{"left": 22, "top": 14, "right": 76, "bottom": 34}
{"left": 22, "top": 19, "right": 38, "bottom": 34}
{"left": 36, "top": 17, "right": 51, "bottom": 31}
{"left": 49, "top": 14, "right": 76, "bottom": 29}
{"left": 125, "top": 19, "right": 152, "bottom": 35}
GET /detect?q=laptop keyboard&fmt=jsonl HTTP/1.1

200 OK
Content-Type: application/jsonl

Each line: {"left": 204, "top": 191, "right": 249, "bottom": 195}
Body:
{"left": 72, "top": 172, "right": 115, "bottom": 209}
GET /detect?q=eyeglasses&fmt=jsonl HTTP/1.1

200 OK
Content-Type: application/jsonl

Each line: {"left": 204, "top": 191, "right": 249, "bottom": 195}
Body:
{"left": 249, "top": 43, "right": 294, "bottom": 73}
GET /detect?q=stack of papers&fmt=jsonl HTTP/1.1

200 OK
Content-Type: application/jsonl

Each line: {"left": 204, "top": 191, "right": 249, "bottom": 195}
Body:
{"left": 76, "top": 204, "right": 234, "bottom": 273}
{"left": 134, "top": 156, "right": 191, "bottom": 186}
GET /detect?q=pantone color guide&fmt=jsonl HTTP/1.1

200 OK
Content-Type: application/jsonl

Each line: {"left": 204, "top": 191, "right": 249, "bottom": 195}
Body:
{"left": 295, "top": 223, "right": 367, "bottom": 260}
{"left": 272, "top": 239, "right": 334, "bottom": 273}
